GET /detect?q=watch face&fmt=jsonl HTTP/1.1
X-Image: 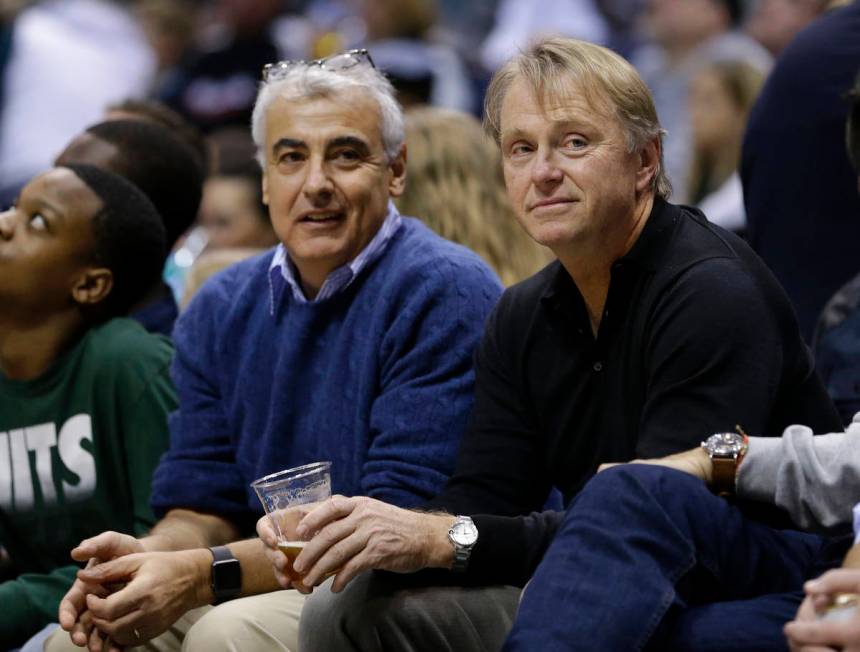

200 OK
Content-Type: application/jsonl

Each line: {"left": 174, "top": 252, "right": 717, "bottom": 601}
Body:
{"left": 705, "top": 432, "right": 744, "bottom": 456}
{"left": 451, "top": 520, "right": 478, "bottom": 546}
{"left": 212, "top": 558, "right": 242, "bottom": 594}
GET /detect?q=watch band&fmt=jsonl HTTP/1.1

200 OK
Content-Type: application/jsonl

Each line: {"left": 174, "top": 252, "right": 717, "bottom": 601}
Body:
{"left": 710, "top": 436, "right": 748, "bottom": 497}
{"left": 448, "top": 516, "right": 478, "bottom": 573}
{"left": 711, "top": 456, "right": 738, "bottom": 497}
{"left": 452, "top": 541, "right": 471, "bottom": 572}
{"left": 209, "top": 545, "right": 242, "bottom": 605}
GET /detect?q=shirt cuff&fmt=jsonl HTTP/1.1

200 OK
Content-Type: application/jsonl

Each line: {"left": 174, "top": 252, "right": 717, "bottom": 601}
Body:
{"left": 852, "top": 502, "right": 860, "bottom": 545}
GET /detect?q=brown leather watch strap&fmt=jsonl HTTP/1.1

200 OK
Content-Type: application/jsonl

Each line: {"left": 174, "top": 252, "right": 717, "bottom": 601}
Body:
{"left": 712, "top": 456, "right": 738, "bottom": 497}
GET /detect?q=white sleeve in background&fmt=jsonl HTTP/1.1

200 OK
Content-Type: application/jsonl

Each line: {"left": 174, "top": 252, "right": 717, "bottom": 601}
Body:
{"left": 0, "top": 0, "right": 155, "bottom": 192}
{"left": 738, "top": 414, "right": 860, "bottom": 534}
{"left": 853, "top": 502, "right": 860, "bottom": 544}
{"left": 479, "top": 0, "right": 609, "bottom": 73}
{"left": 697, "top": 173, "right": 746, "bottom": 233}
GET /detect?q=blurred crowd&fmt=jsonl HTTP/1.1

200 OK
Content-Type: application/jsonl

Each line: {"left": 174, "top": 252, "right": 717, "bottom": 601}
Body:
{"left": 0, "top": 0, "right": 838, "bottom": 231}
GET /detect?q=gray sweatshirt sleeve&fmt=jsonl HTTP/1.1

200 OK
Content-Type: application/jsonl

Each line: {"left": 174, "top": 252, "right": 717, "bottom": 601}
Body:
{"left": 737, "top": 414, "right": 860, "bottom": 534}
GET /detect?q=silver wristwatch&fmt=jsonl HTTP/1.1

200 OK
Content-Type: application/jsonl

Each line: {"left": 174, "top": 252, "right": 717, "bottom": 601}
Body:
{"left": 448, "top": 515, "right": 478, "bottom": 572}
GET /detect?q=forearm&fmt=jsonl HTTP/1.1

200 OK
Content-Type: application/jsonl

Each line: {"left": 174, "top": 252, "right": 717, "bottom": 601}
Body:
{"left": 142, "top": 508, "right": 241, "bottom": 553}
{"left": 844, "top": 543, "right": 860, "bottom": 570}
{"left": 180, "top": 537, "right": 285, "bottom": 608}
{"left": 738, "top": 428, "right": 859, "bottom": 532}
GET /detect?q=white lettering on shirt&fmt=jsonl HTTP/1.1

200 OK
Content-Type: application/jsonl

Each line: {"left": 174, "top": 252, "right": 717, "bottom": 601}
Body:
{"left": 0, "top": 415, "right": 96, "bottom": 511}
{"left": 26, "top": 423, "right": 57, "bottom": 504}
{"left": 9, "top": 428, "right": 33, "bottom": 511}
{"left": 0, "top": 432, "right": 11, "bottom": 509}
{"left": 57, "top": 414, "right": 96, "bottom": 502}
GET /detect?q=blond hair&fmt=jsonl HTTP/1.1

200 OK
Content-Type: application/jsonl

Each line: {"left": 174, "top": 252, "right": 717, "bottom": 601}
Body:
{"left": 397, "top": 107, "right": 551, "bottom": 286}
{"left": 687, "top": 60, "right": 764, "bottom": 203}
{"left": 484, "top": 36, "right": 671, "bottom": 199}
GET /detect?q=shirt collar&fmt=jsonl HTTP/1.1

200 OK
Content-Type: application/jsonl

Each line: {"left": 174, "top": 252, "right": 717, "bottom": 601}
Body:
{"left": 268, "top": 201, "right": 403, "bottom": 310}
{"left": 616, "top": 197, "right": 677, "bottom": 273}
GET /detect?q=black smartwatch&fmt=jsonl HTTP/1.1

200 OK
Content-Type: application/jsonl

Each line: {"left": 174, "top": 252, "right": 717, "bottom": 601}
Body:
{"left": 209, "top": 545, "right": 242, "bottom": 605}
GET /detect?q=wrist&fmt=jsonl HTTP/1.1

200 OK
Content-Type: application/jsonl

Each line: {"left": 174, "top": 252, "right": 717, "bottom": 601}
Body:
{"left": 140, "top": 533, "right": 175, "bottom": 553}
{"left": 697, "top": 446, "right": 714, "bottom": 485}
{"left": 181, "top": 548, "right": 216, "bottom": 607}
{"left": 425, "top": 514, "right": 457, "bottom": 570}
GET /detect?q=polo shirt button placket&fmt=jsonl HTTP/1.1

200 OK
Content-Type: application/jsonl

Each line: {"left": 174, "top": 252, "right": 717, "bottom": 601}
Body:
{"left": 593, "top": 361, "right": 603, "bottom": 372}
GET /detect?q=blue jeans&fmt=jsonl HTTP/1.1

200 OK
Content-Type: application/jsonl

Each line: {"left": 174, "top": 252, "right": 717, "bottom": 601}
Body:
{"left": 504, "top": 465, "right": 850, "bottom": 652}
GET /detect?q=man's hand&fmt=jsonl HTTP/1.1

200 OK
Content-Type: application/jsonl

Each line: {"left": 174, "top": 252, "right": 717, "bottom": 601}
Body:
{"left": 59, "top": 532, "right": 145, "bottom": 648}
{"left": 272, "top": 496, "right": 454, "bottom": 593}
{"left": 598, "top": 446, "right": 712, "bottom": 484}
{"left": 72, "top": 548, "right": 211, "bottom": 647}
{"left": 785, "top": 569, "right": 860, "bottom": 651}
{"left": 256, "top": 506, "right": 317, "bottom": 594}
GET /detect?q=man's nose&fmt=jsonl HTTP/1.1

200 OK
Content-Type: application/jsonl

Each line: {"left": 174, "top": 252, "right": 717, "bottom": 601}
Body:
{"left": 302, "top": 158, "right": 334, "bottom": 201}
{"left": 0, "top": 209, "right": 16, "bottom": 240}
{"left": 531, "top": 151, "right": 564, "bottom": 188}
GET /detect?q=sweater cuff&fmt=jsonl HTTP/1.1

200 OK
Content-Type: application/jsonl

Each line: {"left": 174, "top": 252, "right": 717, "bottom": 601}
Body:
{"left": 736, "top": 435, "right": 784, "bottom": 504}
{"left": 467, "top": 514, "right": 530, "bottom": 587}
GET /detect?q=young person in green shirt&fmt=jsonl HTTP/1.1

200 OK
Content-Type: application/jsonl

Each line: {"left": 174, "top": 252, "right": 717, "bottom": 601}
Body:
{"left": 0, "top": 164, "right": 175, "bottom": 648}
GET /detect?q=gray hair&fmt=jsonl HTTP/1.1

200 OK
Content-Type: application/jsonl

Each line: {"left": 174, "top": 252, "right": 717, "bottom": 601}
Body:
{"left": 484, "top": 37, "right": 672, "bottom": 199}
{"left": 251, "top": 63, "right": 405, "bottom": 166}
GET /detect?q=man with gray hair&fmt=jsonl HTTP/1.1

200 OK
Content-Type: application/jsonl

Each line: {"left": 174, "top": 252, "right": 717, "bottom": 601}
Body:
{"left": 45, "top": 49, "right": 502, "bottom": 652}
{"left": 276, "top": 37, "right": 840, "bottom": 651}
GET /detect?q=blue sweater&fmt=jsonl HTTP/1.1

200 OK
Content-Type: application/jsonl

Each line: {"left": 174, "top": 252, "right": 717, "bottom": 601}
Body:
{"left": 150, "top": 218, "right": 502, "bottom": 525}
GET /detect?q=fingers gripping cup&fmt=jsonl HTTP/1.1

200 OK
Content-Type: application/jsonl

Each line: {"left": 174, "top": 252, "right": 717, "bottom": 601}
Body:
{"left": 251, "top": 461, "right": 331, "bottom": 582}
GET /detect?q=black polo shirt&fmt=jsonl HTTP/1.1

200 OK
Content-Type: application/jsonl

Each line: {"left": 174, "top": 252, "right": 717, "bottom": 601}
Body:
{"left": 426, "top": 199, "right": 841, "bottom": 585}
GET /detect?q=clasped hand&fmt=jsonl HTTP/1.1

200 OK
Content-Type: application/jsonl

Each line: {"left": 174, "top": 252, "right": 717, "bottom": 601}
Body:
{"left": 785, "top": 569, "right": 860, "bottom": 652}
{"left": 58, "top": 531, "right": 203, "bottom": 651}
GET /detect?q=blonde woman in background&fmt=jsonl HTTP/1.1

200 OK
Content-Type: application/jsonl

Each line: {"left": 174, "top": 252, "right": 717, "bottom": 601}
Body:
{"left": 398, "top": 107, "right": 551, "bottom": 286}
{"left": 687, "top": 59, "right": 765, "bottom": 233}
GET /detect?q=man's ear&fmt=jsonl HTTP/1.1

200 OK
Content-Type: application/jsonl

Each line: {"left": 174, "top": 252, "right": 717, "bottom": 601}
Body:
{"left": 71, "top": 268, "right": 113, "bottom": 306}
{"left": 387, "top": 144, "right": 407, "bottom": 198}
{"left": 635, "top": 137, "right": 660, "bottom": 194}
{"left": 262, "top": 171, "right": 269, "bottom": 206}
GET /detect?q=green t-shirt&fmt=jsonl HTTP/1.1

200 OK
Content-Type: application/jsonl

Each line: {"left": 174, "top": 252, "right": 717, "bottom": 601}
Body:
{"left": 0, "top": 318, "right": 176, "bottom": 646}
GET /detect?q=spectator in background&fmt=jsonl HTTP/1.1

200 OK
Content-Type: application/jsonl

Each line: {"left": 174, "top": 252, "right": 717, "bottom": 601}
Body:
{"left": 594, "top": 0, "right": 647, "bottom": 58}
{"left": 104, "top": 97, "right": 210, "bottom": 173}
{"left": 632, "top": 0, "right": 771, "bottom": 202}
{"left": 780, "top": 65, "right": 860, "bottom": 651}
{"left": 480, "top": 0, "right": 609, "bottom": 74}
{"left": 811, "top": 68, "right": 860, "bottom": 426}
{"left": 0, "top": 164, "right": 173, "bottom": 649}
{"left": 133, "top": 0, "right": 200, "bottom": 100}
{"left": 183, "top": 128, "right": 279, "bottom": 307}
{"left": 198, "top": 128, "right": 277, "bottom": 251}
{"left": 159, "top": 0, "right": 283, "bottom": 132}
{"left": 745, "top": 0, "right": 828, "bottom": 57}
{"left": 687, "top": 59, "right": 764, "bottom": 233}
{"left": 742, "top": 0, "right": 860, "bottom": 342}
{"left": 398, "top": 106, "right": 550, "bottom": 286}
{"left": 0, "top": 0, "right": 155, "bottom": 206}
{"left": 355, "top": 0, "right": 474, "bottom": 112}
{"left": 56, "top": 119, "right": 205, "bottom": 337}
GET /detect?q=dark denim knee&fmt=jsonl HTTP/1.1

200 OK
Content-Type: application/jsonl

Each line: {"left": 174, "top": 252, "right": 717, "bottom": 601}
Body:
{"left": 576, "top": 464, "right": 706, "bottom": 514}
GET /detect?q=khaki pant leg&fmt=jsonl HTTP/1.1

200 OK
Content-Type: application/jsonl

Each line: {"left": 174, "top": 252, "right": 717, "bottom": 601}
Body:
{"left": 181, "top": 590, "right": 307, "bottom": 652}
{"left": 43, "top": 606, "right": 211, "bottom": 652}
